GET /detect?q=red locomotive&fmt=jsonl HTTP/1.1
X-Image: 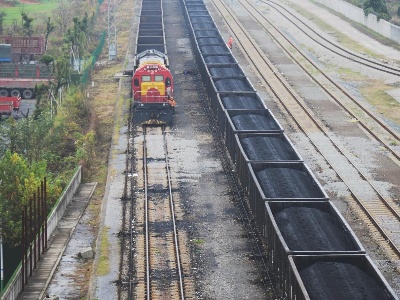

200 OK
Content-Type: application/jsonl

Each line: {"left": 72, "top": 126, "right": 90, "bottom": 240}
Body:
{"left": 131, "top": 49, "right": 176, "bottom": 124}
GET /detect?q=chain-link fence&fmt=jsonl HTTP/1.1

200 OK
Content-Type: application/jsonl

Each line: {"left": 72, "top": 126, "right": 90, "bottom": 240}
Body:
{"left": 80, "top": 30, "right": 106, "bottom": 85}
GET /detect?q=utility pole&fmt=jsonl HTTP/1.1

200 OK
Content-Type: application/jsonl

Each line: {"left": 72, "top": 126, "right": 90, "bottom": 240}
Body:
{"left": 108, "top": 0, "right": 117, "bottom": 60}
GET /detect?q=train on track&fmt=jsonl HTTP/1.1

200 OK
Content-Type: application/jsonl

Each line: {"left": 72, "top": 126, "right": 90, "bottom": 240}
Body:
{"left": 124, "top": 1, "right": 176, "bottom": 124}
{"left": 180, "top": 0, "right": 398, "bottom": 299}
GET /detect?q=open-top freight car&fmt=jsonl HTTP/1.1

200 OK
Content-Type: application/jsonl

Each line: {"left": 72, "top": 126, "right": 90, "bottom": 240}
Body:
{"left": 181, "top": 0, "right": 399, "bottom": 299}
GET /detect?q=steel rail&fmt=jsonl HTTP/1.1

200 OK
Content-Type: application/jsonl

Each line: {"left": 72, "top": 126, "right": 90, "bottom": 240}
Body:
{"left": 143, "top": 125, "right": 151, "bottom": 300}
{"left": 263, "top": 0, "right": 400, "bottom": 76}
{"left": 162, "top": 125, "right": 185, "bottom": 300}
{"left": 211, "top": 0, "right": 400, "bottom": 258}
{"left": 240, "top": 0, "right": 400, "bottom": 158}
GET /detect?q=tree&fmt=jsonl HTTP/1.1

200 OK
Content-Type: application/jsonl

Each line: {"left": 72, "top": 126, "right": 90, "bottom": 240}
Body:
{"left": 21, "top": 12, "right": 34, "bottom": 36}
{"left": 39, "top": 54, "right": 54, "bottom": 66}
{"left": 44, "top": 17, "right": 55, "bottom": 52}
{"left": 0, "top": 151, "right": 62, "bottom": 246}
{"left": 0, "top": 11, "right": 6, "bottom": 35}
{"left": 54, "top": 0, "right": 72, "bottom": 37}
{"left": 0, "top": 152, "right": 44, "bottom": 246}
{"left": 363, "top": 0, "right": 390, "bottom": 21}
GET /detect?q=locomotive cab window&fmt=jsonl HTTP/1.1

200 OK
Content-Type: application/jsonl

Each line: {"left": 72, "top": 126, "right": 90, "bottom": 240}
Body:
{"left": 165, "top": 77, "right": 171, "bottom": 86}
{"left": 142, "top": 75, "right": 151, "bottom": 82}
{"left": 134, "top": 78, "right": 139, "bottom": 86}
{"left": 155, "top": 75, "right": 164, "bottom": 82}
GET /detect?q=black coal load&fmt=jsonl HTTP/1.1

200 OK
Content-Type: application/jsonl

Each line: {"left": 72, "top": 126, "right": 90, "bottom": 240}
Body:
{"left": 300, "top": 262, "right": 392, "bottom": 300}
{"left": 192, "top": 23, "right": 216, "bottom": 30}
{"left": 256, "top": 167, "right": 323, "bottom": 198}
{"left": 214, "top": 79, "right": 252, "bottom": 92}
{"left": 194, "top": 30, "right": 220, "bottom": 38}
{"left": 198, "top": 37, "right": 223, "bottom": 45}
{"left": 231, "top": 114, "right": 280, "bottom": 131}
{"left": 201, "top": 46, "right": 230, "bottom": 55}
{"left": 187, "top": 7, "right": 207, "bottom": 12}
{"left": 274, "top": 207, "right": 355, "bottom": 251}
{"left": 221, "top": 95, "right": 264, "bottom": 110}
{"left": 241, "top": 136, "right": 297, "bottom": 161}
{"left": 188, "top": 11, "right": 209, "bottom": 17}
{"left": 204, "top": 55, "right": 235, "bottom": 64}
{"left": 209, "top": 67, "right": 243, "bottom": 77}
{"left": 191, "top": 16, "right": 213, "bottom": 23}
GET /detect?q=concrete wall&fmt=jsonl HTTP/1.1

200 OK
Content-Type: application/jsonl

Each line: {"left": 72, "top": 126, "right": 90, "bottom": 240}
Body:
{"left": 0, "top": 167, "right": 82, "bottom": 300}
{"left": 315, "top": 0, "right": 400, "bottom": 44}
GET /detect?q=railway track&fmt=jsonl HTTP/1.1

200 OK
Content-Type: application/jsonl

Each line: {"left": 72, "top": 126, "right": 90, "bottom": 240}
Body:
{"left": 264, "top": 0, "right": 400, "bottom": 76}
{"left": 210, "top": 0, "right": 400, "bottom": 261}
{"left": 240, "top": 0, "right": 400, "bottom": 160}
{"left": 129, "top": 124, "right": 194, "bottom": 300}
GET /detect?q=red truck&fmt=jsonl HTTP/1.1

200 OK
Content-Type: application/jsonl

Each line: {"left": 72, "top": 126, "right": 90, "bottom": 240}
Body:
{"left": 0, "top": 35, "right": 45, "bottom": 62}
{"left": 0, "top": 96, "right": 21, "bottom": 118}
{"left": 0, "top": 63, "right": 51, "bottom": 99}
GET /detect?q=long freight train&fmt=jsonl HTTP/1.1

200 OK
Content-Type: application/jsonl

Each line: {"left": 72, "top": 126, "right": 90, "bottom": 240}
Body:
{"left": 181, "top": 0, "right": 398, "bottom": 299}
{"left": 125, "top": 0, "right": 176, "bottom": 124}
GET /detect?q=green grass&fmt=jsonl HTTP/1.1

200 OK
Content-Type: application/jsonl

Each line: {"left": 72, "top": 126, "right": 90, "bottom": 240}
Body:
{"left": 97, "top": 226, "right": 110, "bottom": 276}
{"left": 0, "top": 1, "right": 59, "bottom": 26}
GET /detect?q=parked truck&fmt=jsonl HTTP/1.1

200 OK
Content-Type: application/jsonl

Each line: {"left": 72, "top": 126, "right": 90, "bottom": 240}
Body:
{"left": 0, "top": 63, "right": 52, "bottom": 99}
{"left": 0, "top": 35, "right": 45, "bottom": 62}
{"left": 0, "top": 96, "right": 21, "bottom": 119}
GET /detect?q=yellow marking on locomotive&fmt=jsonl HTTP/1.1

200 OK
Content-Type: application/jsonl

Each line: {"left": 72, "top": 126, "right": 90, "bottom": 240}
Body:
{"left": 141, "top": 82, "right": 166, "bottom": 96}
{"left": 138, "top": 61, "right": 165, "bottom": 68}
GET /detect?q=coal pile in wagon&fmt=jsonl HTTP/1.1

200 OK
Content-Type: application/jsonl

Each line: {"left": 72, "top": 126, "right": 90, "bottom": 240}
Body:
{"left": 300, "top": 262, "right": 392, "bottom": 300}
{"left": 256, "top": 167, "right": 324, "bottom": 198}
{"left": 194, "top": 30, "right": 220, "bottom": 38}
{"left": 200, "top": 46, "right": 230, "bottom": 55}
{"left": 192, "top": 23, "right": 216, "bottom": 30}
{"left": 209, "top": 67, "right": 244, "bottom": 77}
{"left": 214, "top": 79, "right": 252, "bottom": 92}
{"left": 274, "top": 207, "right": 357, "bottom": 251}
{"left": 231, "top": 114, "right": 280, "bottom": 131}
{"left": 204, "top": 55, "right": 235, "bottom": 64}
{"left": 188, "top": 11, "right": 209, "bottom": 17}
{"left": 198, "top": 37, "right": 224, "bottom": 45}
{"left": 222, "top": 95, "right": 264, "bottom": 110}
{"left": 191, "top": 17, "right": 213, "bottom": 23}
{"left": 187, "top": 7, "right": 207, "bottom": 12}
{"left": 241, "top": 136, "right": 298, "bottom": 161}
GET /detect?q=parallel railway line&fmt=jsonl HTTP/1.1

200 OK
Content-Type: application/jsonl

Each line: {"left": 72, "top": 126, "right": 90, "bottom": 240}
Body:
{"left": 264, "top": 0, "right": 400, "bottom": 76}
{"left": 211, "top": 0, "right": 400, "bottom": 261}
{"left": 239, "top": 0, "right": 400, "bottom": 159}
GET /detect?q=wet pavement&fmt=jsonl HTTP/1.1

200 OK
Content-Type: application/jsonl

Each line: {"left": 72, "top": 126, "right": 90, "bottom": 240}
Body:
{"left": 18, "top": 182, "right": 97, "bottom": 300}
